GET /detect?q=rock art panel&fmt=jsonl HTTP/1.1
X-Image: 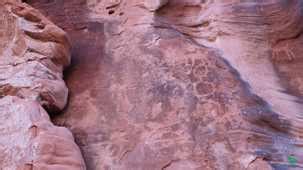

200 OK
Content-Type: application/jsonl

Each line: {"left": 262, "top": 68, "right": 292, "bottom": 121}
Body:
{"left": 28, "top": 0, "right": 303, "bottom": 169}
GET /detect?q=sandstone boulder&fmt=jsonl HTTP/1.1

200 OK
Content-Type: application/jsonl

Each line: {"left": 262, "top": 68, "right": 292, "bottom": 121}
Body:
{"left": 0, "top": 96, "right": 85, "bottom": 170}
{"left": 0, "top": 0, "right": 70, "bottom": 113}
{"left": 0, "top": 1, "right": 86, "bottom": 169}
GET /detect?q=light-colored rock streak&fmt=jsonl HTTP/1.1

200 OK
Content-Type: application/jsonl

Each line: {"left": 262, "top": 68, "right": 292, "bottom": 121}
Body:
{"left": 215, "top": 1, "right": 303, "bottom": 127}
{"left": 190, "top": 0, "right": 303, "bottom": 137}
{"left": 213, "top": 35, "right": 303, "bottom": 132}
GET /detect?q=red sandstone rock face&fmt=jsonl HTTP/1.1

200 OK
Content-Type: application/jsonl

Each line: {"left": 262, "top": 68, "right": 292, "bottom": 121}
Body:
{"left": 0, "top": 1, "right": 85, "bottom": 169}
{"left": 7, "top": 0, "right": 303, "bottom": 169}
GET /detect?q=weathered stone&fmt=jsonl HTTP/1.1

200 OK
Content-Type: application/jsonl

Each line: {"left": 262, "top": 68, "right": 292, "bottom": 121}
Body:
{"left": 16, "top": 0, "right": 303, "bottom": 169}
{"left": 0, "top": 1, "right": 86, "bottom": 169}
{"left": 144, "top": 0, "right": 168, "bottom": 11}
{"left": 0, "top": 96, "right": 85, "bottom": 170}
{"left": 0, "top": 0, "right": 71, "bottom": 112}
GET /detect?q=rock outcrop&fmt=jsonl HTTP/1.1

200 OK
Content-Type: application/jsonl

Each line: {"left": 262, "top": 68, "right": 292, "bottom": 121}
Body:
{"left": 0, "top": 1, "right": 85, "bottom": 169}
{"left": 3, "top": 0, "right": 303, "bottom": 169}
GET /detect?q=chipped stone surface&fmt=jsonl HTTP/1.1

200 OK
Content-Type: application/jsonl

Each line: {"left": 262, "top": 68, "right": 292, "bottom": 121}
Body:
{"left": 22, "top": 0, "right": 303, "bottom": 169}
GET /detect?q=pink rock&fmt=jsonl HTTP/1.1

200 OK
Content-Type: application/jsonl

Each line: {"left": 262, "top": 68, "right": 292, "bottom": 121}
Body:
{"left": 0, "top": 96, "right": 86, "bottom": 169}
{"left": 0, "top": 1, "right": 86, "bottom": 169}
{"left": 8, "top": 0, "right": 303, "bottom": 169}
{"left": 0, "top": 0, "right": 71, "bottom": 112}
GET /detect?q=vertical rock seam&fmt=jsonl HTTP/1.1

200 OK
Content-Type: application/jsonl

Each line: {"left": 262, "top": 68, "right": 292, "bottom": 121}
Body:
{"left": 0, "top": 1, "right": 86, "bottom": 169}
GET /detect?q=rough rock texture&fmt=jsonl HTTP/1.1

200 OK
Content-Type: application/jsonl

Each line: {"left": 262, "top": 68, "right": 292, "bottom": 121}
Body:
{"left": 0, "top": 1, "right": 85, "bottom": 169}
{"left": 0, "top": 0, "right": 71, "bottom": 113}
{"left": 18, "top": 0, "right": 303, "bottom": 169}
{"left": 0, "top": 96, "right": 85, "bottom": 169}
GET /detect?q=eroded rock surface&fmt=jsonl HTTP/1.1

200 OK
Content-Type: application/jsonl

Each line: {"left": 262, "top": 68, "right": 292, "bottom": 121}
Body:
{"left": 0, "top": 96, "right": 85, "bottom": 169}
{"left": 0, "top": 0, "right": 71, "bottom": 113}
{"left": 0, "top": 1, "right": 85, "bottom": 169}
{"left": 26, "top": 0, "right": 303, "bottom": 169}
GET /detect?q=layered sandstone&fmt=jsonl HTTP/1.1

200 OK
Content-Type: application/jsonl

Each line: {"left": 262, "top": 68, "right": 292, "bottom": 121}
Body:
{"left": 0, "top": 1, "right": 85, "bottom": 169}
